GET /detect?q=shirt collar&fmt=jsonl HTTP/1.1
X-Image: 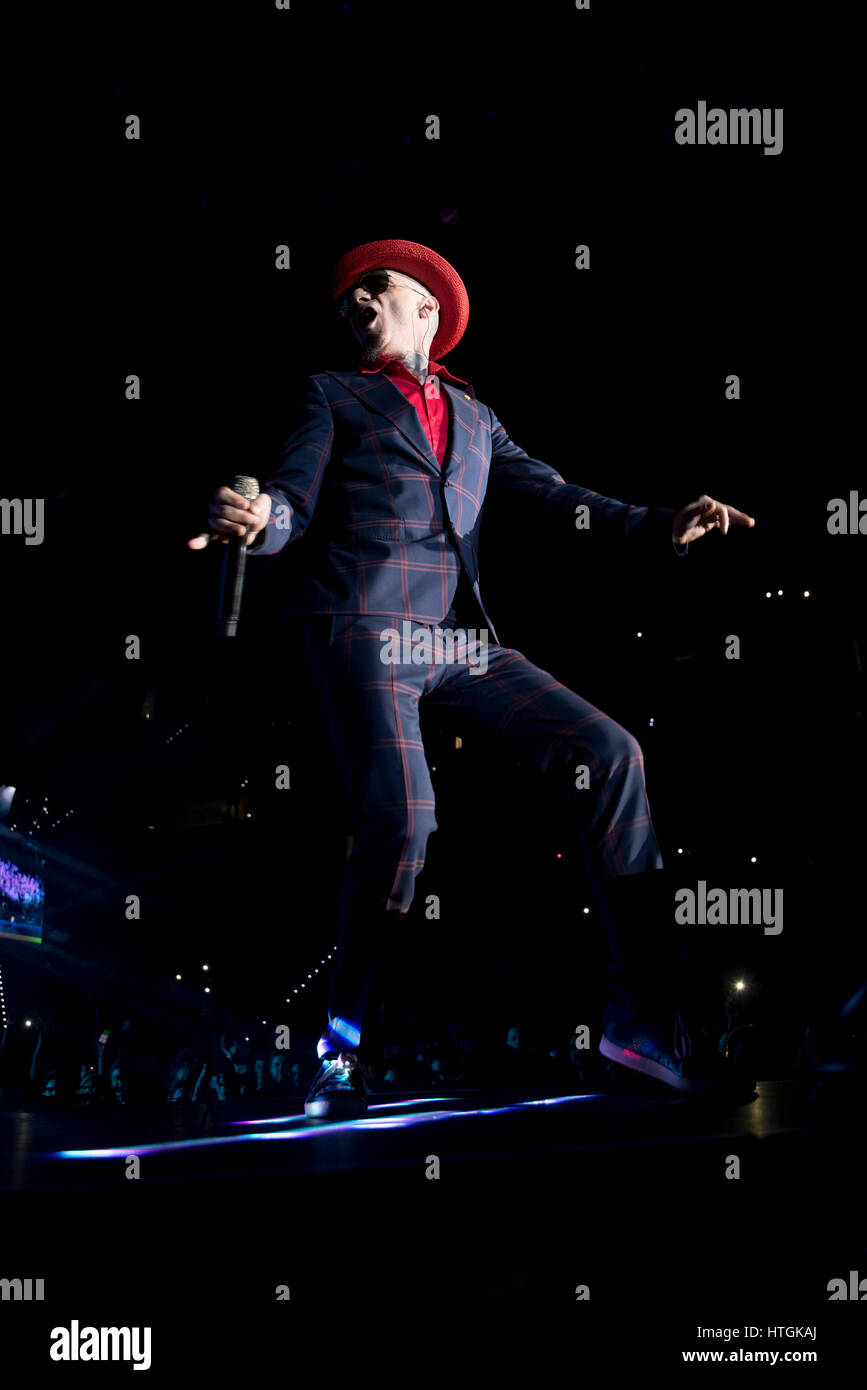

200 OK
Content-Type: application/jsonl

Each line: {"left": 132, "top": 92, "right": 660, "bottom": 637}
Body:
{"left": 359, "top": 356, "right": 468, "bottom": 387}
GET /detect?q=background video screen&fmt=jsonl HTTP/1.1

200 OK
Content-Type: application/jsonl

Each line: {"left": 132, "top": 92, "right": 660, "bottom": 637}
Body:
{"left": 0, "top": 845, "right": 45, "bottom": 945}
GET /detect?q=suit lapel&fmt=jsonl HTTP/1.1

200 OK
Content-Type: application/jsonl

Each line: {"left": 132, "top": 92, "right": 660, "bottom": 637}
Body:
{"left": 439, "top": 380, "right": 477, "bottom": 483}
{"left": 327, "top": 370, "right": 478, "bottom": 481}
{"left": 327, "top": 370, "right": 440, "bottom": 476}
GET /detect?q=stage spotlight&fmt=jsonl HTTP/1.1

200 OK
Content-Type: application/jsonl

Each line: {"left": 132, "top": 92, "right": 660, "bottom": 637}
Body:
{"left": 735, "top": 980, "right": 745, "bottom": 991}
{"left": 0, "top": 786, "right": 16, "bottom": 817}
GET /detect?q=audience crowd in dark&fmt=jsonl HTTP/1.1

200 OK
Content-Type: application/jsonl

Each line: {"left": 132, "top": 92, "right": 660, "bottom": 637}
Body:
{"left": 0, "top": 989, "right": 861, "bottom": 1111}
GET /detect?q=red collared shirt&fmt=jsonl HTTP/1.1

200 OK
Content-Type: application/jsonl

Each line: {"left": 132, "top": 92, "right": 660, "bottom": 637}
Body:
{"left": 360, "top": 356, "right": 468, "bottom": 468}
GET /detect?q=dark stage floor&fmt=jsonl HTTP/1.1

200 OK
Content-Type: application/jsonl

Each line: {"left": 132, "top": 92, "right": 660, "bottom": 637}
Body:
{"left": 2, "top": 1075, "right": 864, "bottom": 1368}
{"left": 0, "top": 1075, "right": 861, "bottom": 1187}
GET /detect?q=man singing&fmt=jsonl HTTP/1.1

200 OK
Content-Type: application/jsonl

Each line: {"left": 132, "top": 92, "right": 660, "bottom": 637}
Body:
{"left": 188, "top": 239, "right": 756, "bottom": 1119}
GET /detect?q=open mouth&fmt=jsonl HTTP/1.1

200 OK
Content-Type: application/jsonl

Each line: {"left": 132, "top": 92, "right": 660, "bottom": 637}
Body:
{"left": 357, "top": 305, "right": 379, "bottom": 329}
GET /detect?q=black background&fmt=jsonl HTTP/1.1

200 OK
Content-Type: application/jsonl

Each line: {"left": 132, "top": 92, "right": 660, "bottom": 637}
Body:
{"left": 2, "top": 0, "right": 863, "bottom": 1353}
{"left": 5, "top": 0, "right": 861, "bottom": 1039}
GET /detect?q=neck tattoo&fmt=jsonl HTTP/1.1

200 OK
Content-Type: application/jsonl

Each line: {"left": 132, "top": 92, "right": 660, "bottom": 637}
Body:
{"left": 400, "top": 351, "right": 429, "bottom": 383}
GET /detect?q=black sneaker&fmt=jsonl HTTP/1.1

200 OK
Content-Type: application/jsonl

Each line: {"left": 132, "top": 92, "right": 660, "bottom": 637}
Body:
{"left": 600, "top": 1014, "right": 756, "bottom": 1095}
{"left": 304, "top": 1051, "right": 370, "bottom": 1121}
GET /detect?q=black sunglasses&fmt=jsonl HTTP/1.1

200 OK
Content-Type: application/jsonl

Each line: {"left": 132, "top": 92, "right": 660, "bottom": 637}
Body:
{"left": 337, "top": 269, "right": 427, "bottom": 318}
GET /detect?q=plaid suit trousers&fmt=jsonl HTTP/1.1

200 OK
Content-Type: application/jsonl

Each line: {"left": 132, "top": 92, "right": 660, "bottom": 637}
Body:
{"left": 305, "top": 612, "right": 668, "bottom": 1045}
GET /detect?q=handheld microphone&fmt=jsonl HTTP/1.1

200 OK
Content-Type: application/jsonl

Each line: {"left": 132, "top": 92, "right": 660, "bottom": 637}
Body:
{"left": 217, "top": 475, "right": 260, "bottom": 637}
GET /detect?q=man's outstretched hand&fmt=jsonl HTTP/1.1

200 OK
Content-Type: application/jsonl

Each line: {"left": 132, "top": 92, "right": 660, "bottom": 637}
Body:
{"left": 672, "top": 494, "right": 755, "bottom": 545}
{"left": 187, "top": 486, "right": 272, "bottom": 550}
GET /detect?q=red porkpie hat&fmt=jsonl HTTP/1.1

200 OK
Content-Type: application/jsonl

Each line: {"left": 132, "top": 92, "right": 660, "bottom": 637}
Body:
{"left": 332, "top": 238, "right": 469, "bottom": 359}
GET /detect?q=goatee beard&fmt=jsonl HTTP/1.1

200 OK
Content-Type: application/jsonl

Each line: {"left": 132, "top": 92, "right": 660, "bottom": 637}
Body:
{"left": 359, "top": 339, "right": 384, "bottom": 367}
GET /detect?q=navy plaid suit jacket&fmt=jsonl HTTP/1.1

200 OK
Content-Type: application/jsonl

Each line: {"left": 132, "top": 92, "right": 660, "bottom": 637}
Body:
{"left": 250, "top": 369, "right": 684, "bottom": 643}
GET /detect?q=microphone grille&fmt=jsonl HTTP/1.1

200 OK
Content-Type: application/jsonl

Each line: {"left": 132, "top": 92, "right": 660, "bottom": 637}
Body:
{"left": 232, "top": 475, "right": 260, "bottom": 501}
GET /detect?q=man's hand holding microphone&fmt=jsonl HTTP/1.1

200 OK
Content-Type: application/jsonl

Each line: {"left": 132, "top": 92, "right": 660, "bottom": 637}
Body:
{"left": 188, "top": 478, "right": 272, "bottom": 636}
{"left": 187, "top": 484, "right": 272, "bottom": 550}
